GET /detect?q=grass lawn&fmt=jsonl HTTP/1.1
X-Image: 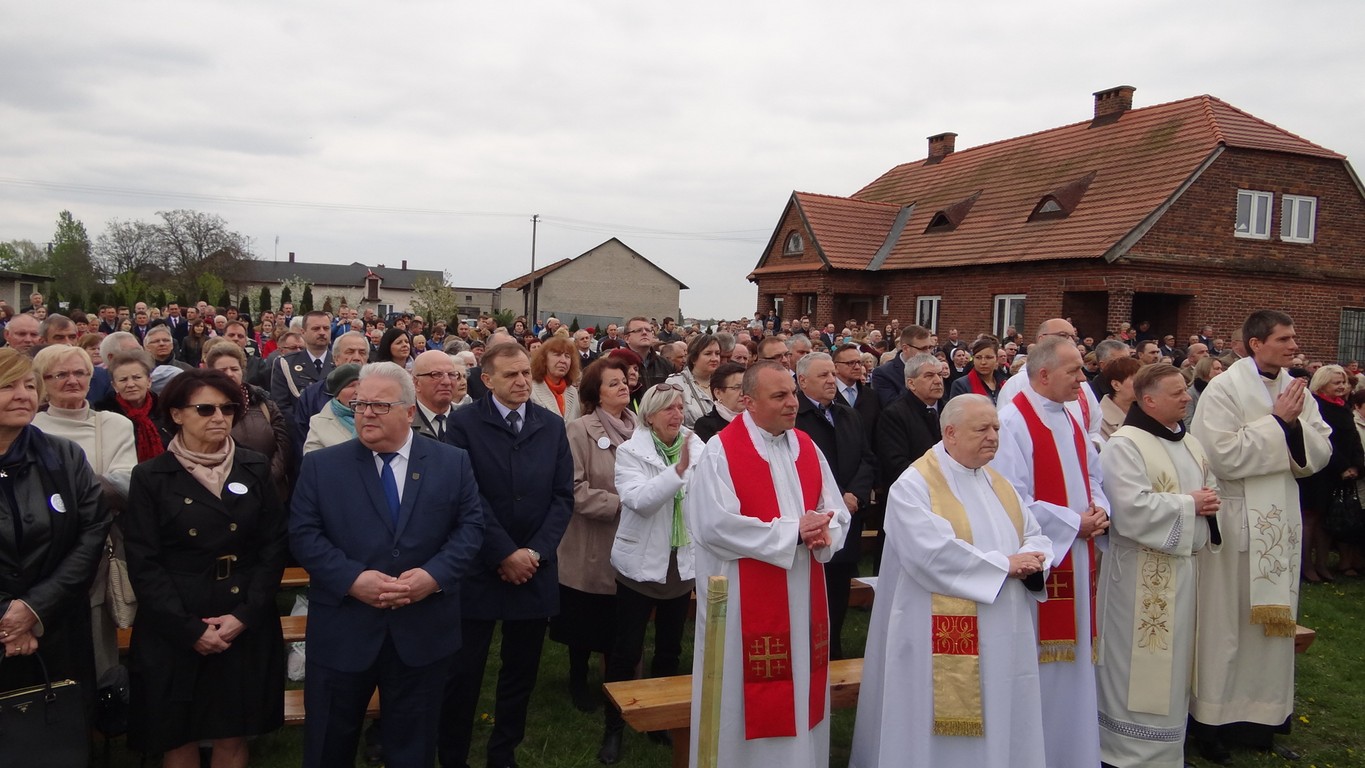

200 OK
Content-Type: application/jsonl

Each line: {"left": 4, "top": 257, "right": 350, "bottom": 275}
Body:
{"left": 99, "top": 571, "right": 1365, "bottom": 767}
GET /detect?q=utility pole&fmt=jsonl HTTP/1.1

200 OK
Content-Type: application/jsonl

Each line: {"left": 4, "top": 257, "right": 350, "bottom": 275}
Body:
{"left": 529, "top": 214, "right": 540, "bottom": 325}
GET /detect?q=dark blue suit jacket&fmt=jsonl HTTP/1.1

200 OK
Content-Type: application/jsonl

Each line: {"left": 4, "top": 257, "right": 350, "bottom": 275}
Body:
{"left": 871, "top": 354, "right": 908, "bottom": 407}
{"left": 289, "top": 436, "right": 484, "bottom": 671}
{"left": 445, "top": 397, "right": 573, "bottom": 621}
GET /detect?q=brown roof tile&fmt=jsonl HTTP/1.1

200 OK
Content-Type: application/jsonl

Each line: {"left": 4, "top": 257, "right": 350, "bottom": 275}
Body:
{"left": 502, "top": 258, "right": 572, "bottom": 291}
{"left": 775, "top": 94, "right": 1345, "bottom": 274}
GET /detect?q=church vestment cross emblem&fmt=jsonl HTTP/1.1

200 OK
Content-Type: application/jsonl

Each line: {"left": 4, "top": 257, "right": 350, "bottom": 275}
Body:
{"left": 1046, "top": 573, "right": 1073, "bottom": 600}
{"left": 748, "top": 636, "right": 789, "bottom": 679}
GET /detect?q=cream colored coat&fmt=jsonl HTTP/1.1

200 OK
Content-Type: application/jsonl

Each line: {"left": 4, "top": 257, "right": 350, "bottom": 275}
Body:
{"left": 559, "top": 411, "right": 628, "bottom": 595}
{"left": 531, "top": 379, "right": 580, "bottom": 422}
{"left": 303, "top": 404, "right": 357, "bottom": 454}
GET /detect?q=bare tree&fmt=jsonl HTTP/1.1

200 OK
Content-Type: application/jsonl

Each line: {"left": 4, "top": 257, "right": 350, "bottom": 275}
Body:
{"left": 153, "top": 209, "right": 252, "bottom": 295}
{"left": 94, "top": 219, "right": 160, "bottom": 278}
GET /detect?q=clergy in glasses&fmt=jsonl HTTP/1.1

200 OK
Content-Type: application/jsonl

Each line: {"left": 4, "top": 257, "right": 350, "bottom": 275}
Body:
{"left": 851, "top": 394, "right": 1050, "bottom": 768}
{"left": 289, "top": 362, "right": 484, "bottom": 767}
{"left": 684, "top": 360, "right": 849, "bottom": 768}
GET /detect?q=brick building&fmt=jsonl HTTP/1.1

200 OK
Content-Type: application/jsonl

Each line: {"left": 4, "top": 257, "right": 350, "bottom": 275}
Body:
{"left": 750, "top": 86, "right": 1365, "bottom": 361}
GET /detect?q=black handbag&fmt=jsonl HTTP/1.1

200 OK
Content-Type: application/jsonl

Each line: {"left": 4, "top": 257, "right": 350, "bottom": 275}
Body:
{"left": 0, "top": 653, "right": 88, "bottom": 768}
{"left": 1325, "top": 483, "right": 1365, "bottom": 539}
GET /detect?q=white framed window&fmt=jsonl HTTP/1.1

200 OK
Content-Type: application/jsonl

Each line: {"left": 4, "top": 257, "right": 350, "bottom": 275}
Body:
{"left": 917, "top": 296, "right": 941, "bottom": 333}
{"left": 1281, "top": 195, "right": 1317, "bottom": 243}
{"left": 882, "top": 295, "right": 891, "bottom": 316}
{"left": 993, "top": 294, "right": 1025, "bottom": 340}
{"left": 772, "top": 297, "right": 784, "bottom": 318}
{"left": 804, "top": 295, "right": 816, "bottom": 315}
{"left": 782, "top": 231, "right": 804, "bottom": 256}
{"left": 1235, "top": 190, "right": 1273, "bottom": 239}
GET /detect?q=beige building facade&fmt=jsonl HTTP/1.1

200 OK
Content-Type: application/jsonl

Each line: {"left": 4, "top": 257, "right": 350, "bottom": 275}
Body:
{"left": 503, "top": 238, "right": 687, "bottom": 328}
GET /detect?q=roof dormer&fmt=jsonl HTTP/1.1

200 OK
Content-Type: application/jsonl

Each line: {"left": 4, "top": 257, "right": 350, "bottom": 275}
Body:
{"left": 924, "top": 191, "right": 981, "bottom": 233}
{"left": 1028, "top": 172, "right": 1097, "bottom": 221}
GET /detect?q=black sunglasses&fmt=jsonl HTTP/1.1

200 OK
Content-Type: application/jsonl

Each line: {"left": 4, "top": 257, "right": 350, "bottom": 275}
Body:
{"left": 186, "top": 403, "right": 243, "bottom": 418}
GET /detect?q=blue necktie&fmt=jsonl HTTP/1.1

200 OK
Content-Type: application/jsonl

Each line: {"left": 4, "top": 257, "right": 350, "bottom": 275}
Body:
{"left": 379, "top": 452, "right": 401, "bottom": 526}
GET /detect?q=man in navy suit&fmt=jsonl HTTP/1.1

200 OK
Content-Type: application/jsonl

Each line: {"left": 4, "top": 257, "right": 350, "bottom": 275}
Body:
{"left": 870, "top": 324, "right": 934, "bottom": 407}
{"left": 439, "top": 342, "right": 574, "bottom": 768}
{"left": 290, "top": 362, "right": 484, "bottom": 768}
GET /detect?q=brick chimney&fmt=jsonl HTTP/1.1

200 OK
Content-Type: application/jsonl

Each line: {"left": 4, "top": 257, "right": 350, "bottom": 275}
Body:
{"left": 927, "top": 132, "right": 957, "bottom": 160}
{"left": 288, "top": 251, "right": 295, "bottom": 263}
{"left": 1093, "top": 86, "right": 1136, "bottom": 120}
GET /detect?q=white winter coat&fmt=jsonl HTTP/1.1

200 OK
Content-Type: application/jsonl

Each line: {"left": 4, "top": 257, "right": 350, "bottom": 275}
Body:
{"left": 611, "top": 426, "right": 704, "bottom": 584}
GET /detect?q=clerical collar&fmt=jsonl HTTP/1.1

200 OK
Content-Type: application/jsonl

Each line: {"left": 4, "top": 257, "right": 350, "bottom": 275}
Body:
{"left": 1121, "top": 400, "right": 1185, "bottom": 442}
{"left": 1257, "top": 366, "right": 1280, "bottom": 380}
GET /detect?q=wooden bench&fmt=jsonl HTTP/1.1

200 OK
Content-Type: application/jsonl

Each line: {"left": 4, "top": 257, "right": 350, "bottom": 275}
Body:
{"left": 284, "top": 687, "right": 380, "bottom": 726}
{"left": 281, "top": 567, "right": 311, "bottom": 588}
{"left": 117, "top": 614, "right": 308, "bottom": 653}
{"left": 604, "top": 658, "right": 863, "bottom": 768}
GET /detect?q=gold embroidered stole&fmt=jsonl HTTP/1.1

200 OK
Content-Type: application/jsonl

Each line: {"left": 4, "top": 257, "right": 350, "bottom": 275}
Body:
{"left": 912, "top": 449, "right": 1025, "bottom": 737}
{"left": 1110, "top": 425, "right": 1208, "bottom": 716}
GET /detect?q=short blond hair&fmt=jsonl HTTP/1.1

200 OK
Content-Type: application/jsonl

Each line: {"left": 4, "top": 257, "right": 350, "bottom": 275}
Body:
{"left": 0, "top": 348, "right": 39, "bottom": 401}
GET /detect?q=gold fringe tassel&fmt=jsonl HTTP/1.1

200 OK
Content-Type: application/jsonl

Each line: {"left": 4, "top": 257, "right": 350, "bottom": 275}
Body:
{"left": 1038, "top": 641, "right": 1076, "bottom": 664}
{"left": 1250, "top": 605, "right": 1296, "bottom": 637}
{"left": 933, "top": 718, "right": 985, "bottom": 737}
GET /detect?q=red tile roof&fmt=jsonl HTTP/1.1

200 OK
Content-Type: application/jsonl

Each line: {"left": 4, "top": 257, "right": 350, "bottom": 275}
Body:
{"left": 502, "top": 258, "right": 571, "bottom": 291}
{"left": 756, "top": 95, "right": 1345, "bottom": 275}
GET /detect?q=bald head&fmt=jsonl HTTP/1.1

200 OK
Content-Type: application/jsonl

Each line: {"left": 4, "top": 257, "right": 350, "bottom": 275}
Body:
{"left": 4, "top": 314, "right": 40, "bottom": 352}
{"left": 1035, "top": 318, "right": 1076, "bottom": 342}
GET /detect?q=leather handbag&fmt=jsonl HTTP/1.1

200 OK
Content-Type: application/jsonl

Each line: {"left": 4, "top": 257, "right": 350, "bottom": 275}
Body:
{"left": 0, "top": 654, "right": 88, "bottom": 767}
{"left": 105, "top": 533, "right": 138, "bottom": 629}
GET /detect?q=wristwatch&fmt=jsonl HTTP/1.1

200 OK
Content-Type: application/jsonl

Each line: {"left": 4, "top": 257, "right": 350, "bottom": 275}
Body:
{"left": 526, "top": 548, "right": 542, "bottom": 563}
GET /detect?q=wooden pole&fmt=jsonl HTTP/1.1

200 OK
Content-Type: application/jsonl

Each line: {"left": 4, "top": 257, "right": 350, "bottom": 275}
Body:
{"left": 696, "top": 575, "right": 728, "bottom": 768}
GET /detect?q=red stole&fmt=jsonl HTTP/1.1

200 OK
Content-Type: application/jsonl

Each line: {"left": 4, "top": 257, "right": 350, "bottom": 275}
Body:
{"left": 1011, "top": 391, "right": 1097, "bottom": 663}
{"left": 717, "top": 418, "right": 829, "bottom": 739}
{"left": 967, "top": 368, "right": 992, "bottom": 397}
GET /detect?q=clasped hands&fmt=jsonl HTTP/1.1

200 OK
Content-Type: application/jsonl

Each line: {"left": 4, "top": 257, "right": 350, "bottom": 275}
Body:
{"left": 1007, "top": 551, "right": 1047, "bottom": 579}
{"left": 1078, "top": 503, "right": 1110, "bottom": 540}
{"left": 348, "top": 568, "right": 439, "bottom": 611}
{"left": 800, "top": 510, "right": 836, "bottom": 550}
{"left": 498, "top": 548, "right": 540, "bottom": 585}
{"left": 0, "top": 600, "right": 38, "bottom": 657}
{"left": 1191, "top": 487, "right": 1221, "bottom": 517}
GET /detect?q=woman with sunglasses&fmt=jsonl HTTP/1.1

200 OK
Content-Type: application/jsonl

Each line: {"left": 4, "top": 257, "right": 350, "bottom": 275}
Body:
{"left": 123, "top": 369, "right": 288, "bottom": 768}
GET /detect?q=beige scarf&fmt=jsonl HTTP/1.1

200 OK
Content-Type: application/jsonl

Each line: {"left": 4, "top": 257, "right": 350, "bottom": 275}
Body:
{"left": 168, "top": 435, "right": 236, "bottom": 498}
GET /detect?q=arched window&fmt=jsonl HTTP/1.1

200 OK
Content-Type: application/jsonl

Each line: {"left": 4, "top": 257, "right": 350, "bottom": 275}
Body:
{"left": 782, "top": 231, "right": 804, "bottom": 256}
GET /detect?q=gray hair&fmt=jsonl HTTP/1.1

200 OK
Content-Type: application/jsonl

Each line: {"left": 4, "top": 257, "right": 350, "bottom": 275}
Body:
{"left": 1094, "top": 339, "right": 1129, "bottom": 364}
{"left": 1027, "top": 336, "right": 1075, "bottom": 380}
{"left": 904, "top": 353, "right": 941, "bottom": 382}
{"left": 442, "top": 337, "right": 471, "bottom": 354}
{"left": 713, "top": 331, "right": 736, "bottom": 354}
{"left": 795, "top": 351, "right": 831, "bottom": 378}
{"left": 38, "top": 313, "right": 73, "bottom": 340}
{"left": 331, "top": 331, "right": 368, "bottom": 357}
{"left": 454, "top": 350, "right": 476, "bottom": 368}
{"left": 789, "top": 335, "right": 813, "bottom": 353}
{"left": 637, "top": 381, "right": 685, "bottom": 426}
{"left": 143, "top": 324, "right": 173, "bottom": 343}
{"left": 941, "top": 393, "right": 993, "bottom": 430}
{"left": 100, "top": 331, "right": 140, "bottom": 363}
{"left": 359, "top": 361, "right": 416, "bottom": 405}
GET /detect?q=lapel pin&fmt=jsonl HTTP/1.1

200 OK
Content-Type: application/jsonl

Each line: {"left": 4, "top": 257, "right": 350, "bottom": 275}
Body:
{"left": 411, "top": 473, "right": 421, "bottom": 480}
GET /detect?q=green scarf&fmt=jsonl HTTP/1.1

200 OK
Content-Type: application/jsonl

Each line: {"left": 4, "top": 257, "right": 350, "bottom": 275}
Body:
{"left": 652, "top": 430, "right": 690, "bottom": 548}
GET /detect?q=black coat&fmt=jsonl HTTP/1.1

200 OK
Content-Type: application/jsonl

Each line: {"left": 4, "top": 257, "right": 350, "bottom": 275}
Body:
{"left": 693, "top": 408, "right": 731, "bottom": 443}
{"left": 836, "top": 379, "right": 881, "bottom": 447}
{"left": 446, "top": 397, "right": 574, "bottom": 621}
{"left": 123, "top": 448, "right": 287, "bottom": 752}
{"left": 795, "top": 396, "right": 877, "bottom": 565}
{"left": 875, "top": 395, "right": 941, "bottom": 487}
{"left": 1299, "top": 395, "right": 1365, "bottom": 513}
{"left": 0, "top": 430, "right": 108, "bottom": 696}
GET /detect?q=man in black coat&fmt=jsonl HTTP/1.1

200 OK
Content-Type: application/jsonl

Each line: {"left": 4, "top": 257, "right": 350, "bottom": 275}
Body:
{"left": 874, "top": 353, "right": 945, "bottom": 487}
{"left": 440, "top": 342, "right": 574, "bottom": 768}
{"left": 270, "top": 311, "right": 336, "bottom": 428}
{"left": 793, "top": 352, "right": 876, "bottom": 660}
{"left": 870, "top": 325, "right": 935, "bottom": 407}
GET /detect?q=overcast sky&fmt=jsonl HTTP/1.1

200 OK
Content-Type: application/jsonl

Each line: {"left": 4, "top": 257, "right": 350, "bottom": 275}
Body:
{"left": 3, "top": 1, "right": 1361, "bottom": 319}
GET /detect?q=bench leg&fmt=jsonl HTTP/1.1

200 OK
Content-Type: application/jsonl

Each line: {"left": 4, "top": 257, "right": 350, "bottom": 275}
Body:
{"left": 670, "top": 727, "right": 690, "bottom": 768}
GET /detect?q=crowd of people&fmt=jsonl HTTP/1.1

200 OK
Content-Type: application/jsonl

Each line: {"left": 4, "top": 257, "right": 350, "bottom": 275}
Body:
{"left": 0, "top": 289, "right": 1358, "bottom": 768}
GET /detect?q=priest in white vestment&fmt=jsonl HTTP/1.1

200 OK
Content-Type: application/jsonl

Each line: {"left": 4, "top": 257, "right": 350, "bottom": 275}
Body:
{"left": 851, "top": 395, "right": 1050, "bottom": 768}
{"left": 1189, "top": 311, "right": 1331, "bottom": 762}
{"left": 685, "top": 361, "right": 850, "bottom": 768}
{"left": 997, "top": 318, "right": 1102, "bottom": 441}
{"left": 1097, "top": 364, "right": 1221, "bottom": 768}
{"left": 994, "top": 335, "right": 1109, "bottom": 768}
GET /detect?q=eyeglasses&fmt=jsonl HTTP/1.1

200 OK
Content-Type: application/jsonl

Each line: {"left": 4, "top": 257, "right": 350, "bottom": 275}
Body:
{"left": 906, "top": 344, "right": 935, "bottom": 353}
{"left": 1042, "top": 331, "right": 1078, "bottom": 341}
{"left": 185, "top": 403, "right": 243, "bottom": 418}
{"left": 834, "top": 359, "right": 864, "bottom": 368}
{"left": 716, "top": 384, "right": 743, "bottom": 391}
{"left": 763, "top": 351, "right": 792, "bottom": 361}
{"left": 416, "top": 371, "right": 465, "bottom": 381}
{"left": 652, "top": 383, "right": 683, "bottom": 393}
{"left": 42, "top": 370, "right": 91, "bottom": 381}
{"left": 625, "top": 327, "right": 652, "bottom": 336}
{"left": 350, "top": 400, "right": 404, "bottom": 415}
